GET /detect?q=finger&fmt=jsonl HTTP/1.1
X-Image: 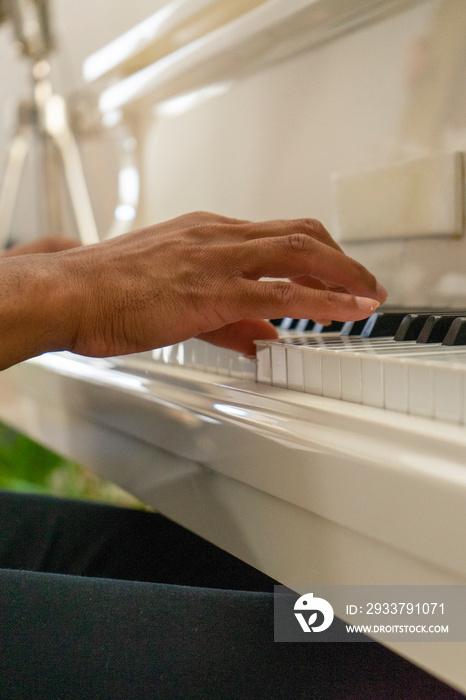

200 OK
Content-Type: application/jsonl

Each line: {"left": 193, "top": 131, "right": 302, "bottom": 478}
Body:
{"left": 289, "top": 275, "right": 348, "bottom": 294}
{"left": 289, "top": 276, "right": 370, "bottom": 329}
{"left": 313, "top": 319, "right": 333, "bottom": 326}
{"left": 197, "top": 319, "right": 278, "bottom": 355}
{"left": 230, "top": 279, "right": 380, "bottom": 323}
{"left": 237, "top": 217, "right": 345, "bottom": 253}
{"left": 236, "top": 234, "right": 387, "bottom": 303}
{"left": 281, "top": 277, "right": 334, "bottom": 325}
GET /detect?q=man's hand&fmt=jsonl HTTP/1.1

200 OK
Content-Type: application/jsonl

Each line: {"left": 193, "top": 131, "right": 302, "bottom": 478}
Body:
{"left": 0, "top": 212, "right": 387, "bottom": 369}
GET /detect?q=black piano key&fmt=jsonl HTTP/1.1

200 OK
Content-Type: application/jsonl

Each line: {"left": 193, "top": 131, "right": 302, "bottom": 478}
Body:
{"left": 268, "top": 318, "right": 325, "bottom": 333}
{"left": 269, "top": 311, "right": 466, "bottom": 342}
{"left": 308, "top": 322, "right": 325, "bottom": 333}
{"left": 416, "top": 315, "right": 459, "bottom": 343}
{"left": 360, "top": 312, "right": 409, "bottom": 338}
{"left": 340, "top": 319, "right": 369, "bottom": 336}
{"left": 275, "top": 318, "right": 298, "bottom": 331}
{"left": 442, "top": 317, "right": 466, "bottom": 346}
{"left": 320, "top": 321, "right": 345, "bottom": 333}
{"left": 394, "top": 314, "right": 432, "bottom": 341}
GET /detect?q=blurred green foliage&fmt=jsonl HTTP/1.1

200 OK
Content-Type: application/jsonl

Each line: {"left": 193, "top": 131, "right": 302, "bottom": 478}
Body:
{"left": 0, "top": 422, "right": 142, "bottom": 507}
{"left": 0, "top": 423, "right": 62, "bottom": 494}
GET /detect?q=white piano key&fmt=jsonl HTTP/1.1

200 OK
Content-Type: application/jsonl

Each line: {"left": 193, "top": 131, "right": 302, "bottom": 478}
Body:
{"left": 395, "top": 352, "right": 449, "bottom": 418}
{"left": 255, "top": 341, "right": 272, "bottom": 384}
{"left": 417, "top": 352, "right": 466, "bottom": 423}
{"left": 180, "top": 340, "right": 193, "bottom": 368}
{"left": 408, "top": 362, "right": 434, "bottom": 418}
{"left": 342, "top": 343, "right": 452, "bottom": 410}
{"left": 177, "top": 342, "right": 185, "bottom": 366}
{"left": 340, "top": 353, "right": 362, "bottom": 403}
{"left": 193, "top": 339, "right": 207, "bottom": 370}
{"left": 382, "top": 346, "right": 464, "bottom": 414}
{"left": 186, "top": 338, "right": 207, "bottom": 369}
{"left": 361, "top": 355, "right": 384, "bottom": 407}
{"left": 464, "top": 374, "right": 466, "bottom": 425}
{"left": 286, "top": 344, "right": 305, "bottom": 391}
{"left": 239, "top": 355, "right": 257, "bottom": 380}
{"left": 216, "top": 347, "right": 231, "bottom": 376}
{"left": 229, "top": 352, "right": 243, "bottom": 378}
{"left": 384, "top": 358, "right": 409, "bottom": 413}
{"left": 302, "top": 347, "right": 323, "bottom": 395}
{"left": 228, "top": 352, "right": 256, "bottom": 380}
{"left": 152, "top": 346, "right": 164, "bottom": 362}
{"left": 304, "top": 340, "right": 412, "bottom": 401}
{"left": 321, "top": 349, "right": 342, "bottom": 399}
{"left": 162, "top": 344, "right": 179, "bottom": 365}
{"left": 404, "top": 351, "right": 466, "bottom": 421}
{"left": 434, "top": 364, "right": 463, "bottom": 423}
{"left": 205, "top": 343, "right": 219, "bottom": 373}
{"left": 271, "top": 342, "right": 288, "bottom": 387}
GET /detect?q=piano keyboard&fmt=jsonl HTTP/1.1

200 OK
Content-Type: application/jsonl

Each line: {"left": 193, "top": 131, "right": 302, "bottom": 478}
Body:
{"left": 152, "top": 310, "right": 466, "bottom": 425}
{"left": 258, "top": 311, "right": 466, "bottom": 424}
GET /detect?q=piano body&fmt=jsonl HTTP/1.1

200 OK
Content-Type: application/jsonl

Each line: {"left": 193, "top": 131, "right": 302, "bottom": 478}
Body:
{"left": 1, "top": 0, "right": 466, "bottom": 691}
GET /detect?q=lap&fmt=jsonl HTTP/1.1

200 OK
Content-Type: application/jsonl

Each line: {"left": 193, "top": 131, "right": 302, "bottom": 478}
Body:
{"left": 0, "top": 491, "right": 463, "bottom": 700}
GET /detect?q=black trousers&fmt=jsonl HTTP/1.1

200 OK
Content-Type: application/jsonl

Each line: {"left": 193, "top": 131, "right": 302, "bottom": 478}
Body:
{"left": 0, "top": 490, "right": 463, "bottom": 700}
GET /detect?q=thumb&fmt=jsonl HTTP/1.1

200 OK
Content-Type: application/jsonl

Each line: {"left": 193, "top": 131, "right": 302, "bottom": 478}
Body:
{"left": 197, "top": 319, "right": 278, "bottom": 355}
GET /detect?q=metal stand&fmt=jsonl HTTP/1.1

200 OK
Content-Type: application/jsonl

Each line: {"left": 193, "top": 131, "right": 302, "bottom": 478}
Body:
{"left": 0, "top": 0, "right": 99, "bottom": 247}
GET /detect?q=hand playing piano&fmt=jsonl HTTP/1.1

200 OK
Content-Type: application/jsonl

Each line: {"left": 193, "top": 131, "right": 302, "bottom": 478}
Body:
{"left": 0, "top": 211, "right": 387, "bottom": 369}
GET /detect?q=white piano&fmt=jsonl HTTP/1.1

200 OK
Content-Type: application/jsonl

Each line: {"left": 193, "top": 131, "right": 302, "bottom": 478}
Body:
{"left": 1, "top": 0, "right": 466, "bottom": 693}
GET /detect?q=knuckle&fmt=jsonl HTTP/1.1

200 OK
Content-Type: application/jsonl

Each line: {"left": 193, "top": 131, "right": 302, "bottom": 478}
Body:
{"left": 270, "top": 281, "right": 297, "bottom": 306}
{"left": 192, "top": 210, "right": 213, "bottom": 221}
{"left": 189, "top": 222, "right": 213, "bottom": 241}
{"left": 316, "top": 288, "right": 342, "bottom": 308}
{"left": 299, "top": 218, "right": 329, "bottom": 242}
{"left": 286, "top": 232, "right": 313, "bottom": 254}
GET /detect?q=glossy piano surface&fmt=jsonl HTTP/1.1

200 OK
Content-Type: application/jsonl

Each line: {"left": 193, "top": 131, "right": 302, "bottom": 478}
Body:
{"left": 0, "top": 338, "right": 465, "bottom": 690}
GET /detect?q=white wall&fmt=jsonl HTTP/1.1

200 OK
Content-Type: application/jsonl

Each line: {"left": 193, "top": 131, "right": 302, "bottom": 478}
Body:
{"left": 138, "top": 0, "right": 466, "bottom": 308}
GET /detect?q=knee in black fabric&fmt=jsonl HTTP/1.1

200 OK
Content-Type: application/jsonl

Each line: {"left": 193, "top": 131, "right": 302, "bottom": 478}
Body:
{"left": 0, "top": 490, "right": 276, "bottom": 589}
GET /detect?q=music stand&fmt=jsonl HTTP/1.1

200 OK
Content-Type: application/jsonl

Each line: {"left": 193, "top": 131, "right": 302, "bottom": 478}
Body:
{"left": 0, "top": 0, "right": 99, "bottom": 246}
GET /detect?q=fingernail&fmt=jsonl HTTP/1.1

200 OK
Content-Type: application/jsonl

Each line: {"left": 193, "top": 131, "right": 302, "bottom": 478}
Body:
{"left": 376, "top": 282, "right": 388, "bottom": 300}
{"left": 356, "top": 296, "right": 380, "bottom": 313}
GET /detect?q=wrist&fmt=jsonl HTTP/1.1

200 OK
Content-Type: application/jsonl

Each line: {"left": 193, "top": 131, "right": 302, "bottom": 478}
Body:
{"left": 0, "top": 253, "right": 80, "bottom": 369}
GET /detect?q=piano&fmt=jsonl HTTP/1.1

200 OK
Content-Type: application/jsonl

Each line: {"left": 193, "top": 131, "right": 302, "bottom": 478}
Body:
{"left": 1, "top": 0, "right": 466, "bottom": 693}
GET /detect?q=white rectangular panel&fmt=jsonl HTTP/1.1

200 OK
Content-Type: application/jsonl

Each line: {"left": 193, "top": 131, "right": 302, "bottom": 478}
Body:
{"left": 334, "top": 152, "right": 464, "bottom": 242}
